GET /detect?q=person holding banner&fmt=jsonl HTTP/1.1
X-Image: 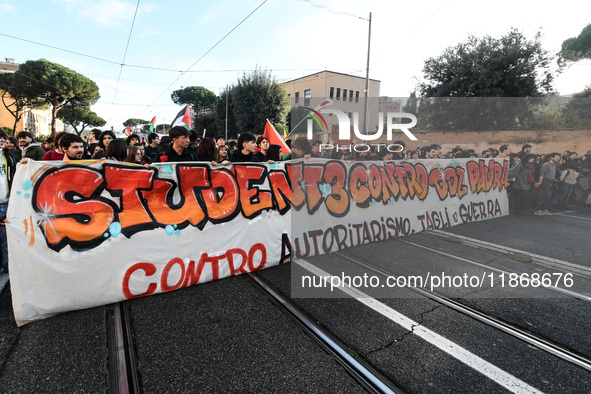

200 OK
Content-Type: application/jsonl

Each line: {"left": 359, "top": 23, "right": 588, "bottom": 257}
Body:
{"left": 91, "top": 130, "right": 116, "bottom": 159}
{"left": 41, "top": 131, "right": 66, "bottom": 161}
{"left": 266, "top": 145, "right": 283, "bottom": 161}
{"left": 254, "top": 136, "right": 270, "bottom": 162}
{"left": 60, "top": 134, "right": 85, "bottom": 162}
{"left": 156, "top": 126, "right": 197, "bottom": 163}
{"left": 230, "top": 133, "right": 261, "bottom": 163}
{"left": 284, "top": 136, "right": 312, "bottom": 160}
{"left": 0, "top": 130, "right": 17, "bottom": 274}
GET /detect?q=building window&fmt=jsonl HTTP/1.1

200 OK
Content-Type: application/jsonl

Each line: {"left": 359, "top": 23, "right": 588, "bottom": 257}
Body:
{"left": 343, "top": 89, "right": 347, "bottom": 101}
{"left": 336, "top": 88, "right": 341, "bottom": 101}
{"left": 355, "top": 91, "right": 360, "bottom": 103}
{"left": 295, "top": 92, "right": 299, "bottom": 104}
{"left": 304, "top": 89, "right": 311, "bottom": 106}
{"left": 349, "top": 92, "right": 353, "bottom": 102}
{"left": 329, "top": 87, "right": 334, "bottom": 99}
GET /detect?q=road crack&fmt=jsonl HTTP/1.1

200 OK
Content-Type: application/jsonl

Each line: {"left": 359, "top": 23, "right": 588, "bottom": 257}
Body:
{"left": 362, "top": 304, "right": 442, "bottom": 358}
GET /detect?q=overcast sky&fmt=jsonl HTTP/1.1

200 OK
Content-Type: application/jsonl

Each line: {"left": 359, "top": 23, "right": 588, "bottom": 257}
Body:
{"left": 1, "top": 0, "right": 590, "bottom": 130}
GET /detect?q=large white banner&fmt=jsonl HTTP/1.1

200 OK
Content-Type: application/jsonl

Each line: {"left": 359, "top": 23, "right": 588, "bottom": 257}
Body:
{"left": 7, "top": 158, "right": 508, "bottom": 325}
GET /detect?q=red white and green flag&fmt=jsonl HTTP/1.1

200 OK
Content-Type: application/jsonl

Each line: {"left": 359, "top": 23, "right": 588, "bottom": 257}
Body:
{"left": 124, "top": 125, "right": 132, "bottom": 136}
{"left": 149, "top": 116, "right": 157, "bottom": 133}
{"left": 263, "top": 120, "right": 290, "bottom": 153}
{"left": 171, "top": 105, "right": 192, "bottom": 130}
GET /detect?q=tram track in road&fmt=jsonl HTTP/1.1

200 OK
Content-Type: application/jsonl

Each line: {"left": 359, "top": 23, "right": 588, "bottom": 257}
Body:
{"left": 427, "top": 229, "right": 591, "bottom": 280}
{"left": 107, "top": 302, "right": 139, "bottom": 394}
{"left": 246, "top": 272, "right": 404, "bottom": 394}
{"left": 333, "top": 251, "right": 591, "bottom": 374}
{"left": 399, "top": 237, "right": 591, "bottom": 302}
{"left": 105, "top": 275, "right": 401, "bottom": 393}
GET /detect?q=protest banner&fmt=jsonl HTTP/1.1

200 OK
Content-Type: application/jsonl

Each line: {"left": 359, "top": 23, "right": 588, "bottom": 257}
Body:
{"left": 7, "top": 158, "right": 507, "bottom": 325}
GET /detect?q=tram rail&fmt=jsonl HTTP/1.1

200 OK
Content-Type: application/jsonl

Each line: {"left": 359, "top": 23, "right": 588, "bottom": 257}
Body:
{"left": 246, "top": 272, "right": 404, "bottom": 394}
{"left": 332, "top": 250, "right": 591, "bottom": 374}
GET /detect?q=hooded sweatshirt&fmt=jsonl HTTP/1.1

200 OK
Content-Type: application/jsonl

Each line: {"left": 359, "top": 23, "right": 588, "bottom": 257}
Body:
{"left": 18, "top": 142, "right": 46, "bottom": 161}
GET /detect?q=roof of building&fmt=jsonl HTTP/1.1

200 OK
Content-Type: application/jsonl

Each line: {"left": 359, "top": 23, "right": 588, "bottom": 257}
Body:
{"left": 283, "top": 70, "right": 380, "bottom": 84}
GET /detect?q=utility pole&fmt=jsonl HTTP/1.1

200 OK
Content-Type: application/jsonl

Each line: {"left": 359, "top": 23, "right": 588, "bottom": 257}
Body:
{"left": 362, "top": 12, "right": 372, "bottom": 136}
{"left": 225, "top": 85, "right": 229, "bottom": 141}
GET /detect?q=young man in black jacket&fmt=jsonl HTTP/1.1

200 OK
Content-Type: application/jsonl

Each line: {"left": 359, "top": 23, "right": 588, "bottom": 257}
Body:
{"left": 230, "top": 132, "right": 261, "bottom": 162}
{"left": 156, "top": 126, "right": 197, "bottom": 162}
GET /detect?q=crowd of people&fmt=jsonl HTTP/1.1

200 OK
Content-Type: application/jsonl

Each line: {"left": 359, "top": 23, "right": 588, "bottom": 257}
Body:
{"left": 0, "top": 127, "right": 589, "bottom": 274}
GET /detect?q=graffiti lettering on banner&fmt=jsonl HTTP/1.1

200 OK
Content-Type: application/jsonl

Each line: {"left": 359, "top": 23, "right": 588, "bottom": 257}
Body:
{"left": 8, "top": 158, "right": 508, "bottom": 325}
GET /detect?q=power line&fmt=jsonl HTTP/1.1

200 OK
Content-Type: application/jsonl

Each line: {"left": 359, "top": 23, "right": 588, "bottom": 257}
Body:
{"left": 408, "top": 0, "right": 451, "bottom": 33}
{"left": 0, "top": 32, "right": 122, "bottom": 67}
{"left": 148, "top": 0, "right": 269, "bottom": 107}
{"left": 296, "top": 0, "right": 368, "bottom": 20}
{"left": 0, "top": 32, "right": 328, "bottom": 75}
{"left": 109, "top": 0, "right": 141, "bottom": 122}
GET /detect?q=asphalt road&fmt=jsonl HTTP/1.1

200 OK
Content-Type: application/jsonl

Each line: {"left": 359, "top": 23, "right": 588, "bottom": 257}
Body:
{"left": 0, "top": 207, "right": 589, "bottom": 392}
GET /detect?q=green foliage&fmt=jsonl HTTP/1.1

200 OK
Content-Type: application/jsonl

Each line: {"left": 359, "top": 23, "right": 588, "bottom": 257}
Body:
{"left": 229, "top": 67, "right": 289, "bottom": 135}
{"left": 420, "top": 29, "right": 553, "bottom": 97}
{"left": 57, "top": 106, "right": 106, "bottom": 135}
{"left": 510, "top": 90, "right": 591, "bottom": 130}
{"left": 417, "top": 29, "right": 553, "bottom": 130}
{"left": 13, "top": 59, "right": 100, "bottom": 135}
{"left": 558, "top": 23, "right": 591, "bottom": 65}
{"left": 193, "top": 111, "right": 222, "bottom": 138}
{"left": 0, "top": 126, "right": 13, "bottom": 135}
{"left": 213, "top": 88, "right": 237, "bottom": 139}
{"left": 403, "top": 91, "right": 417, "bottom": 115}
{"left": 156, "top": 124, "right": 170, "bottom": 133}
{"left": 171, "top": 86, "right": 217, "bottom": 114}
{"left": 123, "top": 118, "right": 149, "bottom": 127}
{"left": 287, "top": 106, "right": 321, "bottom": 135}
{"left": 562, "top": 87, "right": 591, "bottom": 128}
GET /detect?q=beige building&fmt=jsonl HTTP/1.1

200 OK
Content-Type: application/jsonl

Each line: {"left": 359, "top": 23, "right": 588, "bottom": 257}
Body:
{"left": 283, "top": 70, "right": 380, "bottom": 142}
{"left": 0, "top": 58, "right": 63, "bottom": 138}
{"left": 378, "top": 96, "right": 401, "bottom": 114}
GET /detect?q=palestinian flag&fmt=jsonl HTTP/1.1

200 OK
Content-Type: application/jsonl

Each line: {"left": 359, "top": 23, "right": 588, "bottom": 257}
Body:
{"left": 263, "top": 120, "right": 290, "bottom": 153}
{"left": 171, "top": 105, "right": 192, "bottom": 130}
{"left": 149, "top": 116, "right": 156, "bottom": 133}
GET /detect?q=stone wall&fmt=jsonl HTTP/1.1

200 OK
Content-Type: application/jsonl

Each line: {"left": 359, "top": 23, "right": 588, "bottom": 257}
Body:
{"left": 402, "top": 129, "right": 591, "bottom": 155}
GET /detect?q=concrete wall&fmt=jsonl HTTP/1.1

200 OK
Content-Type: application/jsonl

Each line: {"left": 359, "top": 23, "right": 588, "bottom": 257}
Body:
{"left": 401, "top": 129, "right": 591, "bottom": 155}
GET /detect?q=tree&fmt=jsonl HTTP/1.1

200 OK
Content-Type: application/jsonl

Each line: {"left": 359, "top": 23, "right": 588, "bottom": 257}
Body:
{"left": 13, "top": 59, "right": 100, "bottom": 135}
{"left": 287, "top": 106, "right": 321, "bottom": 135}
{"left": 229, "top": 68, "right": 290, "bottom": 134}
{"left": 213, "top": 88, "right": 237, "bottom": 139}
{"left": 123, "top": 118, "right": 149, "bottom": 127}
{"left": 562, "top": 87, "right": 591, "bottom": 128}
{"left": 401, "top": 91, "right": 418, "bottom": 125}
{"left": 403, "top": 91, "right": 417, "bottom": 115}
{"left": 193, "top": 111, "right": 221, "bottom": 138}
{"left": 57, "top": 106, "right": 106, "bottom": 135}
{"left": 558, "top": 23, "right": 591, "bottom": 66}
{"left": 171, "top": 86, "right": 217, "bottom": 116}
{"left": 0, "top": 73, "right": 46, "bottom": 134}
{"left": 417, "top": 29, "right": 553, "bottom": 130}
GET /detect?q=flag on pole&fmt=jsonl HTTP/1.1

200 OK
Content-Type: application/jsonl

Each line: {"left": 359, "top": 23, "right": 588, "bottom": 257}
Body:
{"left": 263, "top": 120, "right": 290, "bottom": 153}
{"left": 125, "top": 125, "right": 131, "bottom": 136}
{"left": 149, "top": 116, "right": 157, "bottom": 133}
{"left": 171, "top": 105, "right": 192, "bottom": 130}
